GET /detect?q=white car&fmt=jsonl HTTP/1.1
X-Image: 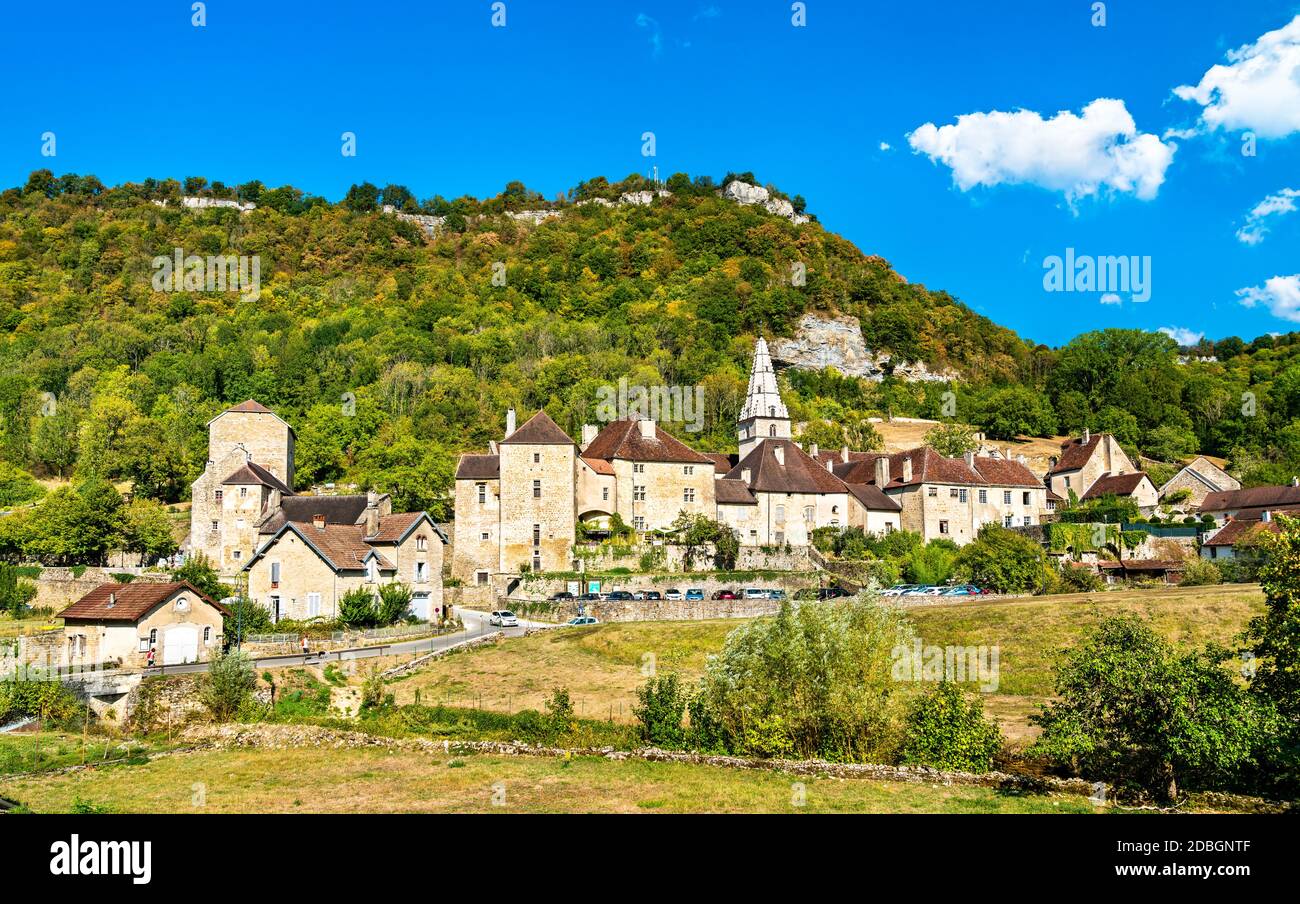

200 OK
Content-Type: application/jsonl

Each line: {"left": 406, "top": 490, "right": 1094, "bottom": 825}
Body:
{"left": 664, "top": 589, "right": 683, "bottom": 600}
{"left": 489, "top": 610, "right": 519, "bottom": 627}
{"left": 566, "top": 616, "right": 599, "bottom": 626}
{"left": 743, "top": 588, "right": 770, "bottom": 599}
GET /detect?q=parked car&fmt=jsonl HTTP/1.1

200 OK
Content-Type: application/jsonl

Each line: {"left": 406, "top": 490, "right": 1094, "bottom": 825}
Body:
{"left": 940, "top": 584, "right": 986, "bottom": 596}
{"left": 489, "top": 610, "right": 518, "bottom": 627}
{"left": 743, "top": 588, "right": 770, "bottom": 599}
{"left": 664, "top": 589, "right": 683, "bottom": 600}
{"left": 631, "top": 591, "right": 646, "bottom": 600}
{"left": 712, "top": 589, "right": 738, "bottom": 600}
{"left": 606, "top": 591, "right": 633, "bottom": 601}
{"left": 768, "top": 589, "right": 787, "bottom": 601}
{"left": 902, "top": 586, "right": 942, "bottom": 597}
{"left": 685, "top": 588, "right": 705, "bottom": 601}
{"left": 549, "top": 591, "right": 575, "bottom": 601}
{"left": 816, "top": 586, "right": 851, "bottom": 600}
{"left": 881, "top": 584, "right": 918, "bottom": 597}
{"left": 644, "top": 591, "right": 662, "bottom": 601}
{"left": 566, "top": 616, "right": 599, "bottom": 626}
{"left": 577, "top": 593, "right": 601, "bottom": 602}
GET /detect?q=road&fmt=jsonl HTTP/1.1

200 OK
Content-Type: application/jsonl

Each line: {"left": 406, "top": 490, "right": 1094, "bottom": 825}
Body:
{"left": 149, "top": 608, "right": 552, "bottom": 676}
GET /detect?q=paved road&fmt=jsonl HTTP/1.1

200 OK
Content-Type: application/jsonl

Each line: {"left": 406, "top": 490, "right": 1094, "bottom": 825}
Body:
{"left": 148, "top": 608, "right": 551, "bottom": 676}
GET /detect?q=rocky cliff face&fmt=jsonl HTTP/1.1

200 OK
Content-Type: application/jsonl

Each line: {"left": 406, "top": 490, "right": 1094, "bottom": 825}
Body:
{"left": 722, "top": 180, "right": 810, "bottom": 224}
{"left": 771, "top": 313, "right": 958, "bottom": 383}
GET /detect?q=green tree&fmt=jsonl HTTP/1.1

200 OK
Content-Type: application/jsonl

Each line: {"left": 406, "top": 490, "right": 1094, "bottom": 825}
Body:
{"left": 200, "top": 649, "right": 258, "bottom": 722}
{"left": 170, "top": 553, "right": 231, "bottom": 602}
{"left": 375, "top": 582, "right": 413, "bottom": 625}
{"left": 955, "top": 523, "right": 1048, "bottom": 593}
{"left": 899, "top": 681, "right": 1002, "bottom": 772}
{"left": 338, "top": 587, "right": 378, "bottom": 628}
{"left": 923, "top": 422, "right": 979, "bottom": 457}
{"left": 123, "top": 499, "right": 178, "bottom": 565}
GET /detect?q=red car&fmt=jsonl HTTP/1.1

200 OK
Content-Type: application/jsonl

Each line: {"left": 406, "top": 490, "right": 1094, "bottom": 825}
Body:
{"left": 712, "top": 589, "right": 738, "bottom": 600}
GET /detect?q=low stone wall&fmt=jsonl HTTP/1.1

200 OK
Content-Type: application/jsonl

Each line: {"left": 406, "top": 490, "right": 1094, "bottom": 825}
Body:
{"left": 574, "top": 543, "right": 814, "bottom": 573}
{"left": 240, "top": 624, "right": 451, "bottom": 656}
{"left": 546, "top": 595, "right": 781, "bottom": 623}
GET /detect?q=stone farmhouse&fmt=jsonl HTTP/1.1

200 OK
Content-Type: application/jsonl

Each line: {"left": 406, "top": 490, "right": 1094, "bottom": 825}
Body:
{"left": 1199, "top": 481, "right": 1300, "bottom": 524}
{"left": 187, "top": 399, "right": 446, "bottom": 622}
{"left": 60, "top": 582, "right": 226, "bottom": 668}
{"left": 1044, "top": 429, "right": 1157, "bottom": 511}
{"left": 1159, "top": 456, "right": 1241, "bottom": 510}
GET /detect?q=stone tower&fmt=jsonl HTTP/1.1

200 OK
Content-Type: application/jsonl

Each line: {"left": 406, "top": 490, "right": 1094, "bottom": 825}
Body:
{"left": 497, "top": 410, "right": 576, "bottom": 575}
{"left": 738, "top": 337, "right": 791, "bottom": 459}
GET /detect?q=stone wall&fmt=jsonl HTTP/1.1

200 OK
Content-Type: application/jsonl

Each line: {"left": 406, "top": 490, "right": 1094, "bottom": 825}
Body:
{"left": 30, "top": 568, "right": 172, "bottom": 613}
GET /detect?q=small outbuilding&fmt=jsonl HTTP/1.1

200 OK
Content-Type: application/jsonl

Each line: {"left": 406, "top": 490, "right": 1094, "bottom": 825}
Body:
{"left": 59, "top": 581, "right": 227, "bottom": 668}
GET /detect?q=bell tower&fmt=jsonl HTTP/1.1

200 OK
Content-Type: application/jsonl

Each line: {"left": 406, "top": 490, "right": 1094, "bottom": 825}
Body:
{"left": 737, "top": 337, "right": 791, "bottom": 459}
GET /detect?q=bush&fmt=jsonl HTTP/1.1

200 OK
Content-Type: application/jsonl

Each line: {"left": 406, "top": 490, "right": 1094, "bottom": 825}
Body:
{"left": 633, "top": 673, "right": 689, "bottom": 748}
{"left": 338, "top": 587, "right": 378, "bottom": 628}
{"left": 956, "top": 524, "right": 1049, "bottom": 594}
{"left": 1053, "top": 562, "right": 1104, "bottom": 593}
{"left": 899, "top": 682, "right": 1002, "bottom": 772}
{"left": 0, "top": 678, "right": 80, "bottom": 724}
{"left": 200, "top": 649, "right": 257, "bottom": 722}
{"left": 1030, "top": 616, "right": 1259, "bottom": 800}
{"left": 1179, "top": 557, "right": 1221, "bottom": 587}
{"left": 545, "top": 687, "right": 575, "bottom": 731}
{"left": 376, "top": 583, "right": 413, "bottom": 625}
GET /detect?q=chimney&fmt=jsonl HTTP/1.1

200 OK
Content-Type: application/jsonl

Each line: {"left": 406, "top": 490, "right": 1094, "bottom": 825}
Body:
{"left": 505, "top": 408, "right": 517, "bottom": 437}
{"left": 825, "top": 459, "right": 833, "bottom": 473}
{"left": 963, "top": 451, "right": 976, "bottom": 469}
{"left": 581, "top": 424, "right": 598, "bottom": 449}
{"left": 1292, "top": 477, "right": 1299, "bottom": 488}
{"left": 638, "top": 419, "right": 655, "bottom": 440}
{"left": 901, "top": 456, "right": 913, "bottom": 483}
{"left": 874, "top": 457, "right": 890, "bottom": 487}
{"left": 773, "top": 445, "right": 785, "bottom": 466}
{"left": 741, "top": 467, "right": 752, "bottom": 484}
{"left": 313, "top": 513, "right": 326, "bottom": 531}
{"left": 364, "top": 490, "right": 379, "bottom": 536}
{"left": 841, "top": 445, "right": 849, "bottom": 463}
{"left": 1083, "top": 427, "right": 1091, "bottom": 444}
{"left": 1263, "top": 510, "right": 1272, "bottom": 522}
{"left": 488, "top": 440, "right": 498, "bottom": 455}
{"left": 106, "top": 592, "right": 116, "bottom": 608}
{"left": 810, "top": 442, "right": 819, "bottom": 459}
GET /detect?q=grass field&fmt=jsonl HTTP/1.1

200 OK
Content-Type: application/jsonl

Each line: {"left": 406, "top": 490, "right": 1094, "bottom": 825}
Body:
{"left": 384, "top": 583, "right": 1266, "bottom": 744}
{"left": 0, "top": 740, "right": 1099, "bottom": 814}
{"left": 0, "top": 614, "right": 59, "bottom": 640}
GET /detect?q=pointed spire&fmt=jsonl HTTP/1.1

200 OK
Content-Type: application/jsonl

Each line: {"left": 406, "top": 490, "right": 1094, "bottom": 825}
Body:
{"left": 740, "top": 337, "right": 788, "bottom": 421}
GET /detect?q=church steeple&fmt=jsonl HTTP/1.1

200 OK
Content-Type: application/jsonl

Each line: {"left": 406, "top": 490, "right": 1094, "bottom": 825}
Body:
{"left": 738, "top": 336, "right": 791, "bottom": 458}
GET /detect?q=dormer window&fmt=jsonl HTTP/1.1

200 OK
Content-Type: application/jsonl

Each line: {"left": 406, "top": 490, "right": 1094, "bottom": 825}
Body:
{"left": 416, "top": 535, "right": 428, "bottom": 551}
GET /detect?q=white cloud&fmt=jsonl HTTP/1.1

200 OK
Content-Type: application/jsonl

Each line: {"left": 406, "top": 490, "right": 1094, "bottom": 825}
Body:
{"left": 1237, "top": 275, "right": 1300, "bottom": 321}
{"left": 1100, "top": 293, "right": 1123, "bottom": 305}
{"left": 1237, "top": 187, "right": 1300, "bottom": 245}
{"left": 1174, "top": 16, "right": 1300, "bottom": 139}
{"left": 1158, "top": 326, "right": 1204, "bottom": 346}
{"left": 879, "top": 141, "right": 892, "bottom": 152}
{"left": 907, "top": 99, "right": 1176, "bottom": 203}
{"left": 635, "top": 13, "right": 663, "bottom": 57}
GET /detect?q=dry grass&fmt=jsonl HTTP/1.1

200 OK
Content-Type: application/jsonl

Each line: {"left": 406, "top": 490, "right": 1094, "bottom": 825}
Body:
{"left": 0, "top": 744, "right": 1099, "bottom": 814}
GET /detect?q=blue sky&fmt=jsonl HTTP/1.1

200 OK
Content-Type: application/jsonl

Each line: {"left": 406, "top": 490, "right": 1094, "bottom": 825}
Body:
{"left": 3, "top": 0, "right": 1299, "bottom": 347}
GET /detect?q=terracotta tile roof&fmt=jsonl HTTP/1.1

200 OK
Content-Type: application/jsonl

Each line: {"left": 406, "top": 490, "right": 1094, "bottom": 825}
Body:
{"left": 366, "top": 512, "right": 429, "bottom": 543}
{"left": 222, "top": 460, "right": 293, "bottom": 495}
{"left": 1048, "top": 434, "right": 1103, "bottom": 474}
{"left": 500, "top": 410, "right": 574, "bottom": 445}
{"left": 726, "top": 439, "right": 847, "bottom": 495}
{"left": 1082, "top": 472, "right": 1152, "bottom": 500}
{"left": 814, "top": 449, "right": 873, "bottom": 468}
{"left": 61, "top": 582, "right": 226, "bottom": 623}
{"left": 703, "top": 452, "right": 738, "bottom": 474}
{"left": 836, "top": 448, "right": 980, "bottom": 488}
{"left": 257, "top": 494, "right": 377, "bottom": 535}
{"left": 971, "top": 457, "right": 1041, "bottom": 488}
{"left": 281, "top": 522, "right": 396, "bottom": 571}
{"left": 847, "top": 483, "right": 902, "bottom": 512}
{"left": 1217, "top": 505, "right": 1300, "bottom": 522}
{"left": 1046, "top": 488, "right": 1064, "bottom": 502}
{"left": 1203, "top": 519, "right": 1281, "bottom": 547}
{"left": 715, "top": 478, "right": 757, "bottom": 505}
{"left": 456, "top": 454, "right": 500, "bottom": 479}
{"left": 580, "top": 456, "right": 616, "bottom": 476}
{"left": 1202, "top": 484, "right": 1300, "bottom": 513}
{"left": 224, "top": 399, "right": 273, "bottom": 414}
{"left": 581, "top": 420, "right": 713, "bottom": 464}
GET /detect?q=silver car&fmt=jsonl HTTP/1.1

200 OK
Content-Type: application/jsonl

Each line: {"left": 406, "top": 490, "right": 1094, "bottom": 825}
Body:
{"left": 489, "top": 610, "right": 519, "bottom": 627}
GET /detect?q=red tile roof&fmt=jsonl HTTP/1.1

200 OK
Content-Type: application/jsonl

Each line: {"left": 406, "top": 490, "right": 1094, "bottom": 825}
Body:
{"left": 366, "top": 512, "right": 429, "bottom": 543}
{"left": 847, "top": 483, "right": 902, "bottom": 512}
{"left": 702, "top": 452, "right": 738, "bottom": 474}
{"left": 1048, "top": 434, "right": 1103, "bottom": 474}
{"left": 580, "top": 456, "right": 616, "bottom": 476}
{"left": 224, "top": 399, "right": 273, "bottom": 414}
{"left": 501, "top": 410, "right": 574, "bottom": 445}
{"left": 715, "top": 478, "right": 757, "bottom": 505}
{"left": 581, "top": 420, "right": 713, "bottom": 464}
{"left": 222, "top": 460, "right": 293, "bottom": 495}
{"left": 278, "top": 522, "right": 396, "bottom": 571}
{"left": 61, "top": 582, "right": 226, "bottom": 623}
{"left": 1082, "top": 471, "right": 1152, "bottom": 500}
{"left": 726, "top": 439, "right": 847, "bottom": 495}
{"left": 1202, "top": 484, "right": 1300, "bottom": 513}
{"left": 1203, "top": 518, "right": 1282, "bottom": 547}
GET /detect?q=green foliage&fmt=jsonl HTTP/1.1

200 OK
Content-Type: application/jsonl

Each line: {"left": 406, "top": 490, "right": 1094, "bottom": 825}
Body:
{"left": 223, "top": 595, "right": 273, "bottom": 639}
{"left": 695, "top": 599, "right": 914, "bottom": 762}
{"left": 375, "top": 582, "right": 413, "bottom": 625}
{"left": 0, "top": 462, "right": 46, "bottom": 506}
{"left": 0, "top": 678, "right": 80, "bottom": 724}
{"left": 1179, "top": 557, "right": 1222, "bottom": 587}
{"left": 923, "top": 422, "right": 979, "bottom": 457}
{"left": 338, "top": 587, "right": 378, "bottom": 628}
{"left": 1030, "top": 616, "right": 1260, "bottom": 800}
{"left": 544, "top": 687, "right": 575, "bottom": 731}
{"left": 955, "top": 524, "right": 1049, "bottom": 594}
{"left": 0, "top": 563, "right": 37, "bottom": 616}
{"left": 905, "top": 540, "right": 957, "bottom": 585}
{"left": 1243, "top": 516, "right": 1300, "bottom": 789}
{"left": 899, "top": 682, "right": 1002, "bottom": 772}
{"left": 669, "top": 512, "right": 739, "bottom": 571}
{"left": 170, "top": 553, "right": 231, "bottom": 601}
{"left": 633, "top": 672, "right": 689, "bottom": 749}
{"left": 200, "top": 649, "right": 258, "bottom": 722}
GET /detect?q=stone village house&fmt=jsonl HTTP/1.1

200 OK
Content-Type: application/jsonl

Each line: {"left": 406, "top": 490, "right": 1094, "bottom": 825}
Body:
{"left": 59, "top": 582, "right": 227, "bottom": 668}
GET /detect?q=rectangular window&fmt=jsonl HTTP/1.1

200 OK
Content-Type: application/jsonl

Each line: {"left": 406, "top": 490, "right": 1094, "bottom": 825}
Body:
{"left": 928, "top": 486, "right": 937, "bottom": 497}
{"left": 533, "top": 524, "right": 541, "bottom": 546}
{"left": 1064, "top": 476, "right": 1071, "bottom": 489}
{"left": 683, "top": 465, "right": 694, "bottom": 476}
{"left": 803, "top": 506, "right": 814, "bottom": 522}
{"left": 232, "top": 550, "right": 241, "bottom": 561}
{"left": 416, "top": 535, "right": 427, "bottom": 551}
{"left": 684, "top": 488, "right": 696, "bottom": 503}
{"left": 775, "top": 505, "right": 785, "bottom": 522}
{"left": 204, "top": 626, "right": 212, "bottom": 643}
{"left": 533, "top": 480, "right": 541, "bottom": 498}
{"left": 633, "top": 463, "right": 645, "bottom": 474}
{"left": 480, "top": 531, "right": 489, "bottom": 541}
{"left": 775, "top": 531, "right": 785, "bottom": 544}
{"left": 602, "top": 487, "right": 609, "bottom": 501}
{"left": 308, "top": 593, "right": 321, "bottom": 617}
{"left": 533, "top": 452, "right": 540, "bottom": 463}
{"left": 240, "top": 486, "right": 248, "bottom": 498}
{"left": 270, "top": 562, "right": 280, "bottom": 586}
{"left": 633, "top": 516, "right": 645, "bottom": 531}
{"left": 634, "top": 485, "right": 646, "bottom": 501}
{"left": 477, "top": 483, "right": 486, "bottom": 504}
{"left": 1003, "top": 490, "right": 1012, "bottom": 505}
{"left": 415, "top": 562, "right": 428, "bottom": 583}
{"left": 949, "top": 488, "right": 959, "bottom": 498}
{"left": 1023, "top": 516, "right": 1032, "bottom": 526}
{"left": 939, "top": 520, "right": 949, "bottom": 535}
{"left": 1004, "top": 515, "right": 1014, "bottom": 527}
{"left": 214, "top": 489, "right": 223, "bottom": 504}
{"left": 958, "top": 489, "right": 968, "bottom": 503}
{"left": 210, "top": 521, "right": 219, "bottom": 532}
{"left": 978, "top": 489, "right": 987, "bottom": 504}
{"left": 1023, "top": 491, "right": 1031, "bottom": 506}
{"left": 476, "top": 571, "right": 489, "bottom": 586}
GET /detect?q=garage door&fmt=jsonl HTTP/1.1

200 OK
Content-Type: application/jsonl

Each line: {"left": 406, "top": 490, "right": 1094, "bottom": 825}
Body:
{"left": 163, "top": 626, "right": 199, "bottom": 665}
{"left": 411, "top": 593, "right": 431, "bottom": 621}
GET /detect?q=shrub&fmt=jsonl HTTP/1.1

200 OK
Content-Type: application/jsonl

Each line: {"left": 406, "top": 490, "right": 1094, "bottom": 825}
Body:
{"left": 1030, "top": 616, "right": 1259, "bottom": 800}
{"left": 899, "top": 682, "right": 1002, "bottom": 772}
{"left": 200, "top": 649, "right": 257, "bottom": 722}
{"left": 633, "top": 673, "right": 689, "bottom": 748}
{"left": 545, "top": 687, "right": 574, "bottom": 731}
{"left": 360, "top": 667, "right": 385, "bottom": 709}
{"left": 1054, "top": 562, "right": 1104, "bottom": 593}
{"left": 956, "top": 524, "right": 1049, "bottom": 594}
{"left": 0, "top": 563, "right": 37, "bottom": 617}
{"left": 1179, "top": 557, "right": 1221, "bottom": 587}
{"left": 375, "top": 583, "right": 413, "bottom": 625}
{"left": 0, "top": 678, "right": 80, "bottom": 724}
{"left": 338, "top": 587, "right": 378, "bottom": 628}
